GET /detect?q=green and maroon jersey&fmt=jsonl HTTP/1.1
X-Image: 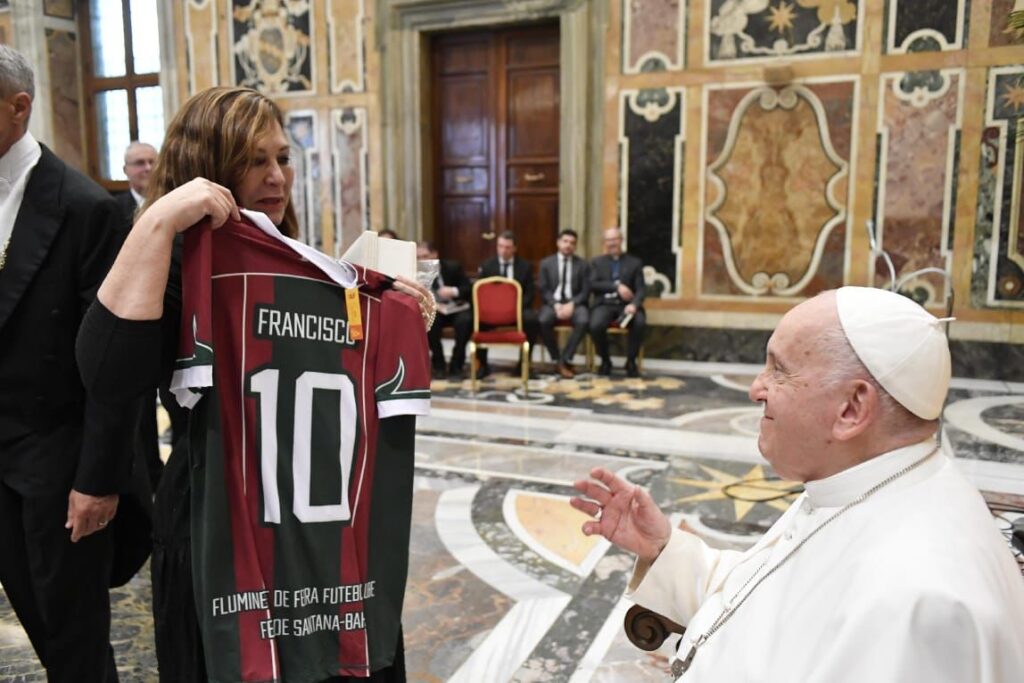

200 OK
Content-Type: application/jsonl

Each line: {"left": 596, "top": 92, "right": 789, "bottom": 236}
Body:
{"left": 171, "top": 211, "right": 430, "bottom": 682}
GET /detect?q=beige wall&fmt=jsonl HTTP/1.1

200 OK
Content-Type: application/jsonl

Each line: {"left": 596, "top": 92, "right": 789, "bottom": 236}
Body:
{"left": 167, "top": 1, "right": 1024, "bottom": 343}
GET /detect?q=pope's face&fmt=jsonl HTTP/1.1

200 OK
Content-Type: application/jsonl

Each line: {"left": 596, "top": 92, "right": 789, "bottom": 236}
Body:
{"left": 235, "top": 122, "right": 294, "bottom": 226}
{"left": 748, "top": 296, "right": 841, "bottom": 482}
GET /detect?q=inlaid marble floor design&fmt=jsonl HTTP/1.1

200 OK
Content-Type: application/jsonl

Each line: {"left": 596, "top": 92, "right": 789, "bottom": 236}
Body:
{"left": 2, "top": 359, "right": 1022, "bottom": 682}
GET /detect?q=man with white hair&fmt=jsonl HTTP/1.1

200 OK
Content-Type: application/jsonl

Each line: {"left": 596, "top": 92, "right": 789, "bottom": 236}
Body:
{"left": 113, "top": 140, "right": 156, "bottom": 226}
{"left": 573, "top": 287, "right": 1024, "bottom": 681}
{"left": 0, "top": 45, "right": 135, "bottom": 681}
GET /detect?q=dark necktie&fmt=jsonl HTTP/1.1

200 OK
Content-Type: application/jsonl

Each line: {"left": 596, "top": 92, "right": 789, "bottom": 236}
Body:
{"left": 611, "top": 258, "right": 621, "bottom": 282}
{"left": 559, "top": 257, "right": 568, "bottom": 303}
{"left": 503, "top": 262, "right": 511, "bottom": 278}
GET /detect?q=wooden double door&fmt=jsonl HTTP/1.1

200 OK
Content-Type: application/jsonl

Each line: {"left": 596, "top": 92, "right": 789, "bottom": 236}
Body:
{"left": 430, "top": 23, "right": 561, "bottom": 276}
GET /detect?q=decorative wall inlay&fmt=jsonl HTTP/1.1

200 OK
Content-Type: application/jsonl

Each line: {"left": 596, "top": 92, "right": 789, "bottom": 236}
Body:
{"left": 973, "top": 66, "right": 1024, "bottom": 308}
{"left": 330, "top": 107, "right": 369, "bottom": 259}
{"left": 43, "top": 0, "right": 73, "bottom": 20}
{"left": 185, "top": 0, "right": 220, "bottom": 94}
{"left": 231, "top": 0, "right": 313, "bottom": 94}
{"left": 873, "top": 70, "right": 963, "bottom": 306}
{"left": 327, "top": 0, "right": 365, "bottom": 92}
{"left": 285, "top": 110, "right": 321, "bottom": 250}
{"left": 701, "top": 80, "right": 855, "bottom": 299}
{"left": 622, "top": 0, "right": 685, "bottom": 74}
{"left": 990, "top": 0, "right": 1020, "bottom": 48}
{"left": 46, "top": 29, "right": 84, "bottom": 172}
{"left": 705, "top": 0, "right": 861, "bottom": 63}
{"left": 619, "top": 88, "right": 685, "bottom": 298}
{"left": 884, "top": 0, "right": 967, "bottom": 53}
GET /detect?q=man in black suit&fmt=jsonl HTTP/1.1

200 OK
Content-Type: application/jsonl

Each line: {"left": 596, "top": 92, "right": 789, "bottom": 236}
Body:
{"left": 112, "top": 141, "right": 156, "bottom": 227}
{"left": 589, "top": 226, "right": 646, "bottom": 377}
{"left": 0, "top": 45, "right": 139, "bottom": 681}
{"left": 474, "top": 230, "right": 539, "bottom": 378}
{"left": 418, "top": 241, "right": 473, "bottom": 378}
{"left": 538, "top": 228, "right": 590, "bottom": 379}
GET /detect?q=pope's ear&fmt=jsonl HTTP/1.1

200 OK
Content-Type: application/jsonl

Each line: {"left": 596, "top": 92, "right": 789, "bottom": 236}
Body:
{"left": 833, "top": 379, "right": 877, "bottom": 441}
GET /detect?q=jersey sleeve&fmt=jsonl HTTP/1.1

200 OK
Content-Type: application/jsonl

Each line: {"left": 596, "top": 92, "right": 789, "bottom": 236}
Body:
{"left": 169, "top": 220, "right": 214, "bottom": 409}
{"left": 373, "top": 289, "right": 431, "bottom": 418}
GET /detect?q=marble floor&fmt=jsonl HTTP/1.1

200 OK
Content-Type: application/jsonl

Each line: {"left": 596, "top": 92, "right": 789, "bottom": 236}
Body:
{"left": 2, "top": 354, "right": 1023, "bottom": 682}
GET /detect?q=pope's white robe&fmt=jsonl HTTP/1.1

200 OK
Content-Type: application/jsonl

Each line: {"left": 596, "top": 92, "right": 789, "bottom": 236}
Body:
{"left": 628, "top": 439, "right": 1024, "bottom": 682}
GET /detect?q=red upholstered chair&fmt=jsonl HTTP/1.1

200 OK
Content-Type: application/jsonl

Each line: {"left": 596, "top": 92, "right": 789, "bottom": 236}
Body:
{"left": 468, "top": 277, "right": 530, "bottom": 395}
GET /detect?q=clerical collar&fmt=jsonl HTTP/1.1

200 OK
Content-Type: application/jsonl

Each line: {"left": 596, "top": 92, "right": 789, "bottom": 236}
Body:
{"left": 803, "top": 437, "right": 939, "bottom": 508}
{"left": 0, "top": 132, "right": 40, "bottom": 184}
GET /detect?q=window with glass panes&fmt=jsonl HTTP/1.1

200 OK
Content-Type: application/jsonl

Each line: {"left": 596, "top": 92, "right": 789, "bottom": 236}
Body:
{"left": 80, "top": 0, "right": 163, "bottom": 190}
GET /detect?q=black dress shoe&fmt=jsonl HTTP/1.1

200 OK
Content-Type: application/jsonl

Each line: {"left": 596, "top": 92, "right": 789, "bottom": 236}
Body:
{"left": 625, "top": 361, "right": 640, "bottom": 378}
{"left": 449, "top": 364, "right": 465, "bottom": 378}
{"left": 431, "top": 366, "right": 447, "bottom": 380}
{"left": 597, "top": 360, "right": 612, "bottom": 376}
{"left": 475, "top": 363, "right": 491, "bottom": 380}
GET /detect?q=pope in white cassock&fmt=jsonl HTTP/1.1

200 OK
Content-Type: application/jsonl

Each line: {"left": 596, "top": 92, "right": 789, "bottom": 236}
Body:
{"left": 572, "top": 287, "right": 1024, "bottom": 682}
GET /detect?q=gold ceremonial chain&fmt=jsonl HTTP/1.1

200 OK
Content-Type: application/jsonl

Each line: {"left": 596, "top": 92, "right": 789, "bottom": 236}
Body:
{"left": 671, "top": 447, "right": 939, "bottom": 680}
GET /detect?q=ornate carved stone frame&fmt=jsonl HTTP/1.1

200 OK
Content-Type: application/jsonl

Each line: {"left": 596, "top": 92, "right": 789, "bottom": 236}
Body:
{"left": 376, "top": 0, "right": 604, "bottom": 243}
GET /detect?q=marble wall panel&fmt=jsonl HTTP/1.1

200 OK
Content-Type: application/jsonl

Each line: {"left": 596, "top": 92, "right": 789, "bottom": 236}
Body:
{"left": 973, "top": 66, "right": 1024, "bottom": 308}
{"left": 46, "top": 29, "right": 84, "bottom": 173}
{"left": 619, "top": 88, "right": 684, "bottom": 298}
{"left": 621, "top": 0, "right": 685, "bottom": 73}
{"left": 231, "top": 0, "right": 314, "bottom": 94}
{"left": 701, "top": 80, "right": 855, "bottom": 299}
{"left": 873, "top": 70, "right": 963, "bottom": 306}
{"left": 42, "top": 0, "right": 73, "bottom": 19}
{"left": 285, "top": 110, "right": 322, "bottom": 250}
{"left": 0, "top": 5, "right": 10, "bottom": 45}
{"left": 989, "top": 0, "right": 1019, "bottom": 49}
{"left": 706, "top": 0, "right": 860, "bottom": 63}
{"left": 884, "top": 0, "right": 967, "bottom": 53}
{"left": 327, "top": 0, "right": 365, "bottom": 92}
{"left": 330, "top": 107, "right": 369, "bottom": 258}
{"left": 185, "top": 0, "right": 221, "bottom": 94}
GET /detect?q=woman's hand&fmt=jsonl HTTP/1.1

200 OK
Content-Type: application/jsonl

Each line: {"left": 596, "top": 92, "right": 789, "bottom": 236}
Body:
{"left": 142, "top": 178, "right": 240, "bottom": 236}
{"left": 393, "top": 275, "right": 437, "bottom": 331}
{"left": 571, "top": 467, "right": 672, "bottom": 563}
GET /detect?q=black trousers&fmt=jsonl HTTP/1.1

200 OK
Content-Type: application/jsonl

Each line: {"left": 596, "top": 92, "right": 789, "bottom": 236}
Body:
{"left": 589, "top": 305, "right": 646, "bottom": 363}
{"left": 538, "top": 304, "right": 589, "bottom": 364}
{"left": 0, "top": 429, "right": 117, "bottom": 683}
{"left": 427, "top": 309, "right": 473, "bottom": 372}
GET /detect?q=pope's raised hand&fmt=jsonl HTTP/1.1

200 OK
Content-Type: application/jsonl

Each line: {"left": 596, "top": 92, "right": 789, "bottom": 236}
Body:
{"left": 570, "top": 467, "right": 672, "bottom": 563}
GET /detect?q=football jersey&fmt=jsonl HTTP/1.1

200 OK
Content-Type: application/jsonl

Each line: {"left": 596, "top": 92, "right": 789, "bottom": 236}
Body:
{"left": 170, "top": 210, "right": 430, "bottom": 682}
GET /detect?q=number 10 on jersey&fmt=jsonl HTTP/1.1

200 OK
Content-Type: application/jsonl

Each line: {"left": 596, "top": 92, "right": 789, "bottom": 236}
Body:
{"left": 249, "top": 369, "right": 357, "bottom": 524}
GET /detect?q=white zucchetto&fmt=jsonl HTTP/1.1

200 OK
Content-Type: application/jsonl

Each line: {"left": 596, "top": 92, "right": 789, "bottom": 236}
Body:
{"left": 835, "top": 287, "right": 951, "bottom": 420}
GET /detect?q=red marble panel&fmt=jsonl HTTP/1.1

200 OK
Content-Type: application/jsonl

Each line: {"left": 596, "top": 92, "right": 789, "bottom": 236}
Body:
{"left": 624, "top": 0, "right": 683, "bottom": 72}
{"left": 875, "top": 72, "right": 961, "bottom": 304}
{"left": 331, "top": 109, "right": 368, "bottom": 255}
{"left": 46, "top": 29, "right": 85, "bottom": 173}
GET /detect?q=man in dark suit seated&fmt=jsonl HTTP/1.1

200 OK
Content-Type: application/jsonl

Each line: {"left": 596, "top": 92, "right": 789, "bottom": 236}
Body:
{"left": 418, "top": 241, "right": 473, "bottom": 378}
{"left": 113, "top": 141, "right": 156, "bottom": 227}
{"left": 589, "top": 226, "right": 646, "bottom": 377}
{"left": 475, "top": 230, "right": 539, "bottom": 378}
{"left": 538, "top": 228, "right": 590, "bottom": 379}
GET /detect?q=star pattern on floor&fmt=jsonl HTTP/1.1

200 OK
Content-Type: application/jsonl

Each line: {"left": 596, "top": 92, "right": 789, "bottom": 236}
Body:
{"left": 670, "top": 464, "right": 802, "bottom": 521}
